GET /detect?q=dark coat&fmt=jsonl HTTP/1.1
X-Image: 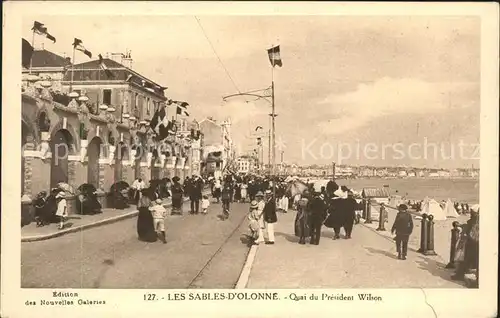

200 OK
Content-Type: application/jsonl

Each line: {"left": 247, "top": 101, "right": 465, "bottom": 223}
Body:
{"left": 324, "top": 198, "right": 342, "bottom": 228}
{"left": 189, "top": 180, "right": 203, "bottom": 200}
{"left": 263, "top": 197, "right": 277, "bottom": 224}
{"left": 137, "top": 196, "right": 157, "bottom": 242}
{"left": 308, "top": 196, "right": 328, "bottom": 224}
{"left": 343, "top": 197, "right": 357, "bottom": 224}
{"left": 391, "top": 211, "right": 414, "bottom": 236}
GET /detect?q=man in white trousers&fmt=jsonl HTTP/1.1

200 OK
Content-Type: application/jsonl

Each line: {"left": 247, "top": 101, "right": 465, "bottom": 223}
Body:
{"left": 254, "top": 191, "right": 266, "bottom": 244}
{"left": 263, "top": 189, "right": 277, "bottom": 245}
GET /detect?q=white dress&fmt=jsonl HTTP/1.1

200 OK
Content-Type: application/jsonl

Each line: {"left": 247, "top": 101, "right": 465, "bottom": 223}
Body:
{"left": 55, "top": 199, "right": 68, "bottom": 217}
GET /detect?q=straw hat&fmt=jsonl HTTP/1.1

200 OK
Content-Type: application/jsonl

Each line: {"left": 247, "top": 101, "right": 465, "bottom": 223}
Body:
{"left": 250, "top": 200, "right": 258, "bottom": 209}
{"left": 255, "top": 191, "right": 264, "bottom": 197}
{"left": 155, "top": 199, "right": 163, "bottom": 204}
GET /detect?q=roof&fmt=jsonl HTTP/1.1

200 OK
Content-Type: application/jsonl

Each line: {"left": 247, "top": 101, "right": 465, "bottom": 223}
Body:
{"left": 362, "top": 188, "right": 391, "bottom": 198}
{"left": 62, "top": 58, "right": 166, "bottom": 98}
{"left": 27, "top": 49, "right": 71, "bottom": 68}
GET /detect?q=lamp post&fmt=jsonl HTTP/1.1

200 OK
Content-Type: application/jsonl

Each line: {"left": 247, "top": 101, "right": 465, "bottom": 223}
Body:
{"left": 222, "top": 86, "right": 275, "bottom": 178}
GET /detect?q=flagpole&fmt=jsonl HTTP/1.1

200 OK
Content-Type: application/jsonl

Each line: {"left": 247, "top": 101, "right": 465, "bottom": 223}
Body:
{"left": 271, "top": 63, "right": 276, "bottom": 202}
{"left": 70, "top": 46, "right": 76, "bottom": 92}
{"left": 29, "top": 29, "right": 35, "bottom": 74}
{"left": 96, "top": 65, "right": 101, "bottom": 114}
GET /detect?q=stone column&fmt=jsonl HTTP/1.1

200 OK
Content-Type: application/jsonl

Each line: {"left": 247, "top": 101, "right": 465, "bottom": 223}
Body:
{"left": 22, "top": 137, "right": 36, "bottom": 198}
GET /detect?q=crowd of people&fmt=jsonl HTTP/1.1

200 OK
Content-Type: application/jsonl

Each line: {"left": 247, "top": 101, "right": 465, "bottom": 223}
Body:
{"left": 32, "top": 183, "right": 102, "bottom": 230}
{"left": 30, "top": 172, "right": 480, "bottom": 286}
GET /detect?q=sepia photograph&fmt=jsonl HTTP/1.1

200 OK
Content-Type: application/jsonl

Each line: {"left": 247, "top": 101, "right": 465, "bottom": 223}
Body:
{"left": 2, "top": 2, "right": 498, "bottom": 317}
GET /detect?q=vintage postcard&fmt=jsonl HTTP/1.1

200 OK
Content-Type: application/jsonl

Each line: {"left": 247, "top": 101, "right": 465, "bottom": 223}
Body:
{"left": 1, "top": 1, "right": 498, "bottom": 317}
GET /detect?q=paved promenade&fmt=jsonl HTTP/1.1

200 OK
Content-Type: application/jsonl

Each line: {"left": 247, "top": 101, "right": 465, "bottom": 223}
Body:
{"left": 366, "top": 204, "right": 469, "bottom": 263}
{"left": 22, "top": 199, "right": 251, "bottom": 288}
{"left": 21, "top": 192, "right": 210, "bottom": 242}
{"left": 246, "top": 210, "right": 465, "bottom": 289}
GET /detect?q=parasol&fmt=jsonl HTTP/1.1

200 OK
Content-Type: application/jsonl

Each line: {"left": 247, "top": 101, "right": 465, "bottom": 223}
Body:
{"left": 57, "top": 182, "right": 75, "bottom": 195}
{"left": 287, "top": 179, "right": 308, "bottom": 197}
{"left": 78, "top": 183, "right": 97, "bottom": 195}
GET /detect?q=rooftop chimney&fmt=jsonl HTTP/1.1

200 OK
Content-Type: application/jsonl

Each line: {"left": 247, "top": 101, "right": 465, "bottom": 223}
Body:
{"left": 122, "top": 50, "right": 133, "bottom": 69}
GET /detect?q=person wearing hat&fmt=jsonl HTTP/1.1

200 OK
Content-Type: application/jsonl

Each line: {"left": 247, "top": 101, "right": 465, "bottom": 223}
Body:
{"left": 452, "top": 204, "right": 479, "bottom": 281}
{"left": 391, "top": 204, "right": 414, "bottom": 260}
{"left": 170, "top": 176, "right": 184, "bottom": 215}
{"left": 54, "top": 191, "right": 68, "bottom": 230}
{"left": 262, "top": 190, "right": 277, "bottom": 244}
{"left": 34, "top": 191, "right": 48, "bottom": 227}
{"left": 189, "top": 175, "right": 204, "bottom": 215}
{"left": 254, "top": 191, "right": 266, "bottom": 244}
{"left": 247, "top": 200, "right": 261, "bottom": 243}
{"left": 149, "top": 198, "right": 167, "bottom": 244}
{"left": 221, "top": 181, "right": 233, "bottom": 220}
{"left": 295, "top": 189, "right": 311, "bottom": 244}
{"left": 137, "top": 188, "right": 157, "bottom": 242}
{"left": 342, "top": 191, "right": 358, "bottom": 239}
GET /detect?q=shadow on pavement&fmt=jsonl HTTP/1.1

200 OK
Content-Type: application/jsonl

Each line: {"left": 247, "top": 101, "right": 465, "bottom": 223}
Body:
{"left": 365, "top": 247, "right": 400, "bottom": 260}
{"left": 62, "top": 222, "right": 74, "bottom": 229}
{"left": 275, "top": 231, "right": 300, "bottom": 243}
{"left": 414, "top": 256, "right": 464, "bottom": 287}
{"left": 239, "top": 234, "right": 254, "bottom": 247}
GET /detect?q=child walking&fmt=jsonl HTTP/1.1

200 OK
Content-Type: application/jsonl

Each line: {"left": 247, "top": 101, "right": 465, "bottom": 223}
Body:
{"left": 201, "top": 195, "right": 210, "bottom": 214}
{"left": 150, "top": 199, "right": 167, "bottom": 244}
{"left": 55, "top": 192, "right": 67, "bottom": 230}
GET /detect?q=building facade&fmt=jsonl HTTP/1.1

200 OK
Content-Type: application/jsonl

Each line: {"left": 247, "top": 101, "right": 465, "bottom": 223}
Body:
{"left": 21, "top": 51, "right": 195, "bottom": 216}
{"left": 199, "top": 117, "right": 234, "bottom": 179}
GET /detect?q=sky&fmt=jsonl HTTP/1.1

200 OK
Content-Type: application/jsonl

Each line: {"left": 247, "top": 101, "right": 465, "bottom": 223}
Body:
{"left": 22, "top": 15, "right": 480, "bottom": 169}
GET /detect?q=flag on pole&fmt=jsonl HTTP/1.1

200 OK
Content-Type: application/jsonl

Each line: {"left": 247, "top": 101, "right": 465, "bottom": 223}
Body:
{"left": 32, "top": 21, "right": 56, "bottom": 43}
{"left": 22, "top": 38, "right": 34, "bottom": 69}
{"left": 73, "top": 38, "right": 92, "bottom": 58}
{"left": 267, "top": 45, "right": 282, "bottom": 67}
{"left": 172, "top": 100, "right": 189, "bottom": 116}
{"left": 176, "top": 106, "right": 189, "bottom": 117}
{"left": 149, "top": 105, "right": 171, "bottom": 140}
{"left": 98, "top": 54, "right": 114, "bottom": 78}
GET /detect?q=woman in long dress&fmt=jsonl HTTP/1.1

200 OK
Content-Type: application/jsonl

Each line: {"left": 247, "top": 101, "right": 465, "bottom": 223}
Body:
{"left": 234, "top": 183, "right": 242, "bottom": 202}
{"left": 295, "top": 190, "right": 310, "bottom": 244}
{"left": 137, "top": 189, "right": 157, "bottom": 242}
{"left": 240, "top": 183, "right": 248, "bottom": 203}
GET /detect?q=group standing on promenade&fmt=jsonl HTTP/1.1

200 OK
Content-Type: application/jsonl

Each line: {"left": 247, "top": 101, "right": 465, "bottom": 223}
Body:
{"left": 29, "top": 170, "right": 480, "bottom": 286}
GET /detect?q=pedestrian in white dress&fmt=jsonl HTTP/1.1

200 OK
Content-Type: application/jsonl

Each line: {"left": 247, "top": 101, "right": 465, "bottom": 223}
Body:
{"left": 55, "top": 192, "right": 68, "bottom": 230}
{"left": 254, "top": 191, "right": 266, "bottom": 244}
{"left": 201, "top": 195, "right": 210, "bottom": 214}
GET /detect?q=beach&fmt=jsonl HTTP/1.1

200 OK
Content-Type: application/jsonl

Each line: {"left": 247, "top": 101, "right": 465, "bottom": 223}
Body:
{"left": 335, "top": 178, "right": 479, "bottom": 204}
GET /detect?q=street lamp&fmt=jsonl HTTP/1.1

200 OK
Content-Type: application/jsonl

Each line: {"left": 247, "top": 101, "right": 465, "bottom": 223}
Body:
{"left": 222, "top": 84, "right": 277, "bottom": 199}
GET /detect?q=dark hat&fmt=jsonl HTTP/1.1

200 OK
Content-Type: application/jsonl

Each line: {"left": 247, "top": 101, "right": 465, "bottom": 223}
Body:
{"left": 172, "top": 176, "right": 180, "bottom": 182}
{"left": 398, "top": 204, "right": 408, "bottom": 211}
